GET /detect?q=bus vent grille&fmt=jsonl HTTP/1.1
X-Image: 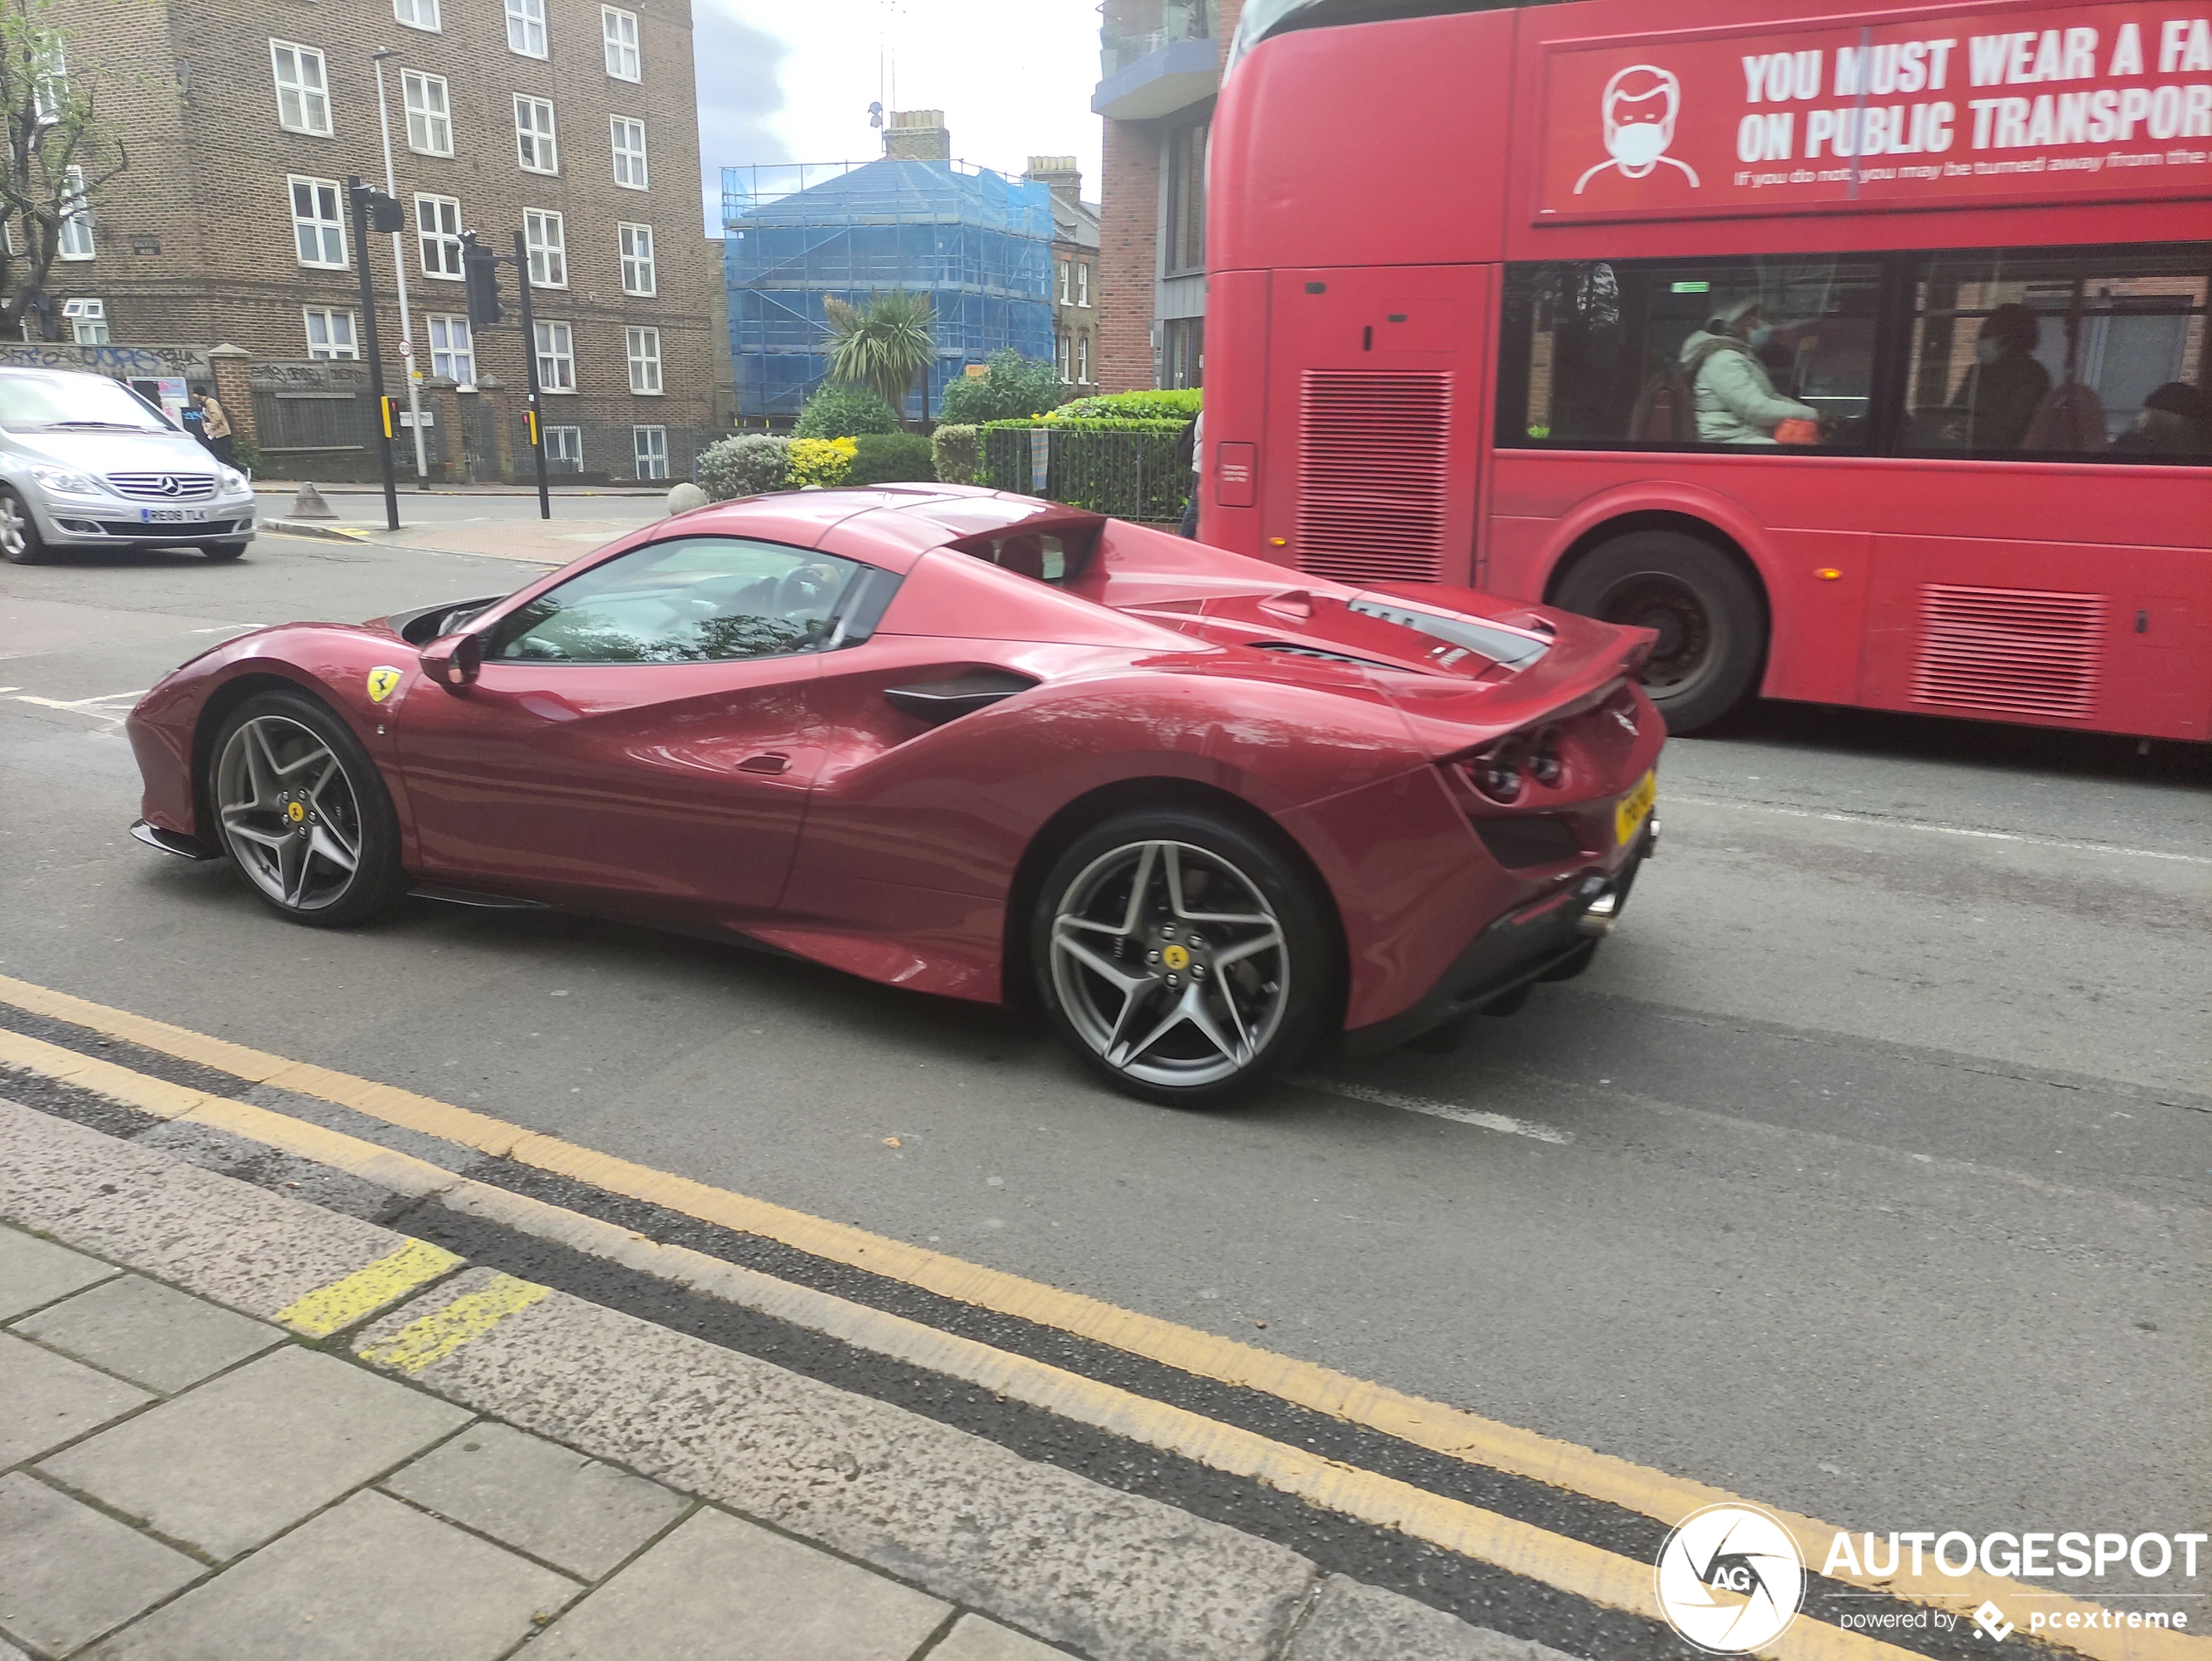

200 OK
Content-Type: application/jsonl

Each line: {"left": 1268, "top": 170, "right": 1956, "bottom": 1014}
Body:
{"left": 1911, "top": 584, "right": 2103, "bottom": 720}
{"left": 1295, "top": 370, "right": 1452, "bottom": 584}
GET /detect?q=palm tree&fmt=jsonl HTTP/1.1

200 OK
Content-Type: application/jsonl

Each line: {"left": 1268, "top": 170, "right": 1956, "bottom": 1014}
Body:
{"left": 822, "top": 290, "right": 936, "bottom": 424}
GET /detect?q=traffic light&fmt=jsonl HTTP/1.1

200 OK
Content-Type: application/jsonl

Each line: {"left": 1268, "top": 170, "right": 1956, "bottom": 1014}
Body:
{"left": 354, "top": 183, "right": 404, "bottom": 233}
{"left": 462, "top": 233, "right": 503, "bottom": 327}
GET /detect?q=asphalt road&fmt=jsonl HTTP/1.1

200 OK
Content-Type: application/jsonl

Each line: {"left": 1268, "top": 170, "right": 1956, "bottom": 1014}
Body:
{"left": 3, "top": 531, "right": 2206, "bottom": 1590}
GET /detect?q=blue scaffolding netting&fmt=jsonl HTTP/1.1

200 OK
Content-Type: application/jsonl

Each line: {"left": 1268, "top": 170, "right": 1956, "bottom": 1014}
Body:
{"left": 723, "top": 159, "right": 1055, "bottom": 422}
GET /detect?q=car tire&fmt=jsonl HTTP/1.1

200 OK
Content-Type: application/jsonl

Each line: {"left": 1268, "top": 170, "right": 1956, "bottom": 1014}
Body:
{"left": 1554, "top": 530, "right": 1765, "bottom": 734}
{"left": 0, "top": 488, "right": 47, "bottom": 564}
{"left": 206, "top": 690, "right": 408, "bottom": 928}
{"left": 1032, "top": 807, "right": 1334, "bottom": 1107}
{"left": 201, "top": 540, "right": 249, "bottom": 562}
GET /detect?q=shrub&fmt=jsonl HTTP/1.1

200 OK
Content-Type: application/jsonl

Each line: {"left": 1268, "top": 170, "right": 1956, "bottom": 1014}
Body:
{"left": 930, "top": 423, "right": 980, "bottom": 483}
{"left": 229, "top": 436, "right": 263, "bottom": 476}
{"left": 793, "top": 383, "right": 901, "bottom": 440}
{"left": 695, "top": 433, "right": 792, "bottom": 501}
{"left": 786, "top": 436, "right": 857, "bottom": 488}
{"left": 1052, "top": 388, "right": 1202, "bottom": 422}
{"left": 937, "top": 349, "right": 1069, "bottom": 426}
{"left": 844, "top": 431, "right": 935, "bottom": 487}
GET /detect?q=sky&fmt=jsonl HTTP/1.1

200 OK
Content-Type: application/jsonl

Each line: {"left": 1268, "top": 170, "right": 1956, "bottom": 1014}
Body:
{"left": 691, "top": 0, "right": 1107, "bottom": 235}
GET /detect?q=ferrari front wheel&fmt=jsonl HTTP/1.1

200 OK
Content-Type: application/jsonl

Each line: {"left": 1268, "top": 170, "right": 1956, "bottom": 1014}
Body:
{"left": 1035, "top": 809, "right": 1332, "bottom": 1106}
{"left": 208, "top": 691, "right": 407, "bottom": 927}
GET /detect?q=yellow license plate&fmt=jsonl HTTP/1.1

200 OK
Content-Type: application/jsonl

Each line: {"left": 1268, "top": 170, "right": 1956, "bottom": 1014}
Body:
{"left": 1615, "top": 770, "right": 1657, "bottom": 846}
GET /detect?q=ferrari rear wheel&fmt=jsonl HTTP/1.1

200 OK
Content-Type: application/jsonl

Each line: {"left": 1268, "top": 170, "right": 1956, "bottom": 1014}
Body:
{"left": 1035, "top": 810, "right": 1332, "bottom": 1106}
{"left": 208, "top": 691, "right": 407, "bottom": 928}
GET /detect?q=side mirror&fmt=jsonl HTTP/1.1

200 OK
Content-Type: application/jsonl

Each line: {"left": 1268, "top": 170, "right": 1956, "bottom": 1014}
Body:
{"left": 420, "top": 631, "right": 483, "bottom": 692}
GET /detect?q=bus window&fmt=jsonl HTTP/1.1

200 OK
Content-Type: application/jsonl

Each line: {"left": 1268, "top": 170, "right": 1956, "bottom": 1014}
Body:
{"left": 1501, "top": 257, "right": 1881, "bottom": 452}
{"left": 1904, "top": 245, "right": 2211, "bottom": 461}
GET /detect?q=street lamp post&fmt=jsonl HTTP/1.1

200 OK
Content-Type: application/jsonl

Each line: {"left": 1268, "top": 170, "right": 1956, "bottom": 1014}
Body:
{"left": 370, "top": 49, "right": 430, "bottom": 490}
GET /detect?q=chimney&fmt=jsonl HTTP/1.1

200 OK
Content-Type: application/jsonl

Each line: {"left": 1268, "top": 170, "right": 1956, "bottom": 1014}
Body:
{"left": 883, "top": 110, "right": 950, "bottom": 161}
{"left": 1023, "top": 155, "right": 1082, "bottom": 207}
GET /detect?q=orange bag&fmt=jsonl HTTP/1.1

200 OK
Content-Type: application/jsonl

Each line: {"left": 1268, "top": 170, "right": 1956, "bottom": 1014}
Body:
{"left": 1772, "top": 418, "right": 1820, "bottom": 446}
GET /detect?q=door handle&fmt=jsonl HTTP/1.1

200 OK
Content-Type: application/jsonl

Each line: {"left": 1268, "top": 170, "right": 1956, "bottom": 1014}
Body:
{"left": 737, "top": 753, "right": 791, "bottom": 775}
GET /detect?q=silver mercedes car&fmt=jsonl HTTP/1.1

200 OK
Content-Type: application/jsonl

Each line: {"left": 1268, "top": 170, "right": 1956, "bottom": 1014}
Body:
{"left": 0, "top": 367, "right": 258, "bottom": 564}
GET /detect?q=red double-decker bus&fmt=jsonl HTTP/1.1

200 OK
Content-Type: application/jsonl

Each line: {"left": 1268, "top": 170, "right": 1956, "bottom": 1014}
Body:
{"left": 1201, "top": 0, "right": 2212, "bottom": 735}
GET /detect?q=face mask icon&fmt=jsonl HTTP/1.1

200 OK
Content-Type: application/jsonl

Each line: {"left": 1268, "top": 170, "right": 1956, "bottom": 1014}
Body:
{"left": 1576, "top": 64, "right": 1702, "bottom": 194}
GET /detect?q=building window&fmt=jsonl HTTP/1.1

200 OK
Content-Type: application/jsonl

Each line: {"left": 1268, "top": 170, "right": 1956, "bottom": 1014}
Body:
{"left": 1056, "top": 331, "right": 1070, "bottom": 382}
{"left": 602, "top": 6, "right": 640, "bottom": 80}
{"left": 534, "top": 319, "right": 574, "bottom": 390}
{"left": 632, "top": 425, "right": 668, "bottom": 478}
{"left": 1077, "top": 333, "right": 1089, "bottom": 383}
{"left": 32, "top": 38, "right": 66, "bottom": 122}
{"left": 523, "top": 209, "right": 565, "bottom": 287}
{"left": 626, "top": 325, "right": 661, "bottom": 394}
{"left": 610, "top": 116, "right": 648, "bottom": 189}
{"left": 1164, "top": 118, "right": 1208, "bottom": 276}
{"left": 289, "top": 176, "right": 347, "bottom": 268}
{"left": 1057, "top": 260, "right": 1070, "bottom": 305}
{"left": 1077, "top": 261, "right": 1090, "bottom": 307}
{"left": 416, "top": 193, "right": 462, "bottom": 279}
{"left": 427, "top": 313, "right": 473, "bottom": 383}
{"left": 515, "top": 96, "right": 558, "bottom": 173}
{"left": 1163, "top": 315, "right": 1204, "bottom": 388}
{"left": 270, "top": 40, "right": 332, "bottom": 137}
{"left": 505, "top": 0, "right": 547, "bottom": 57}
{"left": 57, "top": 165, "right": 91, "bottom": 260}
{"left": 617, "top": 222, "right": 655, "bottom": 295}
{"left": 402, "top": 70, "right": 451, "bottom": 156}
{"left": 395, "top": 0, "right": 441, "bottom": 32}
{"left": 544, "top": 424, "right": 582, "bottom": 470}
{"left": 63, "top": 297, "right": 106, "bottom": 344}
{"left": 304, "top": 307, "right": 357, "bottom": 359}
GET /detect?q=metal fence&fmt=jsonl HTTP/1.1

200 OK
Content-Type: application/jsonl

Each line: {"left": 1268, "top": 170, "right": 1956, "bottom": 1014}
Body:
{"left": 981, "top": 427, "right": 1190, "bottom": 523}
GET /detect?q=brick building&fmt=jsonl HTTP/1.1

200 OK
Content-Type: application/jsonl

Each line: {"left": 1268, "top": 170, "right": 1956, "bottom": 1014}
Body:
{"left": 1092, "top": 0, "right": 1238, "bottom": 393}
{"left": 39, "top": 0, "right": 715, "bottom": 481}
{"left": 1023, "top": 157, "right": 1102, "bottom": 397}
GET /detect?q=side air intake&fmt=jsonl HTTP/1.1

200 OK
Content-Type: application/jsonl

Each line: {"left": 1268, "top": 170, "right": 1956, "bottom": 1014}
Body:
{"left": 1911, "top": 584, "right": 2103, "bottom": 721}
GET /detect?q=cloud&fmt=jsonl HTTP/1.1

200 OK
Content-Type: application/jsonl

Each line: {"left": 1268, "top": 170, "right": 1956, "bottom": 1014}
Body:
{"left": 693, "top": 0, "right": 792, "bottom": 234}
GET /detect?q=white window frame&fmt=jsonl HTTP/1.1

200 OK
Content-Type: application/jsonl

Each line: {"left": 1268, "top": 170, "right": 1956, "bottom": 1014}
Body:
{"left": 63, "top": 296, "right": 106, "bottom": 344}
{"left": 610, "top": 115, "right": 648, "bottom": 190}
{"left": 415, "top": 192, "right": 462, "bottom": 280}
{"left": 303, "top": 307, "right": 358, "bottom": 359}
{"left": 395, "top": 0, "right": 442, "bottom": 31}
{"left": 626, "top": 325, "right": 662, "bottom": 394}
{"left": 632, "top": 424, "right": 668, "bottom": 479}
{"left": 505, "top": 0, "right": 547, "bottom": 57}
{"left": 1077, "top": 333, "right": 1089, "bottom": 382}
{"left": 57, "top": 165, "right": 91, "bottom": 260}
{"left": 1058, "top": 260, "right": 1070, "bottom": 305}
{"left": 523, "top": 208, "right": 566, "bottom": 287}
{"left": 1057, "top": 331, "right": 1072, "bottom": 383}
{"left": 617, "top": 222, "right": 656, "bottom": 295}
{"left": 515, "top": 95, "right": 558, "bottom": 174}
{"left": 401, "top": 70, "right": 451, "bottom": 156}
{"left": 544, "top": 423, "right": 583, "bottom": 469}
{"left": 289, "top": 175, "right": 347, "bottom": 269}
{"left": 602, "top": 6, "right": 640, "bottom": 80}
{"left": 270, "top": 39, "right": 332, "bottom": 137}
{"left": 534, "top": 320, "right": 575, "bottom": 391}
{"left": 1077, "top": 260, "right": 1090, "bottom": 307}
{"left": 32, "top": 37, "right": 66, "bottom": 123}
{"left": 427, "top": 313, "right": 474, "bottom": 383}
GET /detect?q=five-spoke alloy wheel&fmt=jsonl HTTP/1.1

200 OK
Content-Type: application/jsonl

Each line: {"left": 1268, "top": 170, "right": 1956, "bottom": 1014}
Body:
{"left": 208, "top": 692, "right": 406, "bottom": 926}
{"left": 1035, "top": 809, "right": 1332, "bottom": 1105}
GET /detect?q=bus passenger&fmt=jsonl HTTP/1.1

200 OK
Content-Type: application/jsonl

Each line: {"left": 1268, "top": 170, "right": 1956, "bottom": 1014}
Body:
{"left": 1949, "top": 303, "right": 2049, "bottom": 451}
{"left": 2111, "top": 381, "right": 2212, "bottom": 458}
{"left": 1680, "top": 296, "right": 1819, "bottom": 445}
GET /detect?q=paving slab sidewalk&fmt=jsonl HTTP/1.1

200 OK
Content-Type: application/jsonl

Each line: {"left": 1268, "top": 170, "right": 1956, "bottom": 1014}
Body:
{"left": 0, "top": 1097, "right": 1555, "bottom": 1661}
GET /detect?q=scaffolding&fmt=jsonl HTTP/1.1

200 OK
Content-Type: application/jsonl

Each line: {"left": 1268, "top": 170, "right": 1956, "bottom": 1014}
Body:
{"left": 723, "top": 159, "right": 1056, "bottom": 422}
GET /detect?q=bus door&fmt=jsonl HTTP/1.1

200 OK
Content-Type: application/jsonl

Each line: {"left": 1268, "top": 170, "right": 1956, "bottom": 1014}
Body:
{"left": 1260, "top": 267, "right": 1491, "bottom": 591}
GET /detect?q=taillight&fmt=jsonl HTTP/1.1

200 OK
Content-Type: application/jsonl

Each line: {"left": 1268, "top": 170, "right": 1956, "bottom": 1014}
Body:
{"left": 1453, "top": 726, "right": 1563, "bottom": 805}
{"left": 1527, "top": 726, "right": 1563, "bottom": 786}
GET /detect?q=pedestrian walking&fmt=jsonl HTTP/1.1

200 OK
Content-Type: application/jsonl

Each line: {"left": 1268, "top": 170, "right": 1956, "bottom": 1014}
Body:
{"left": 194, "top": 392, "right": 235, "bottom": 469}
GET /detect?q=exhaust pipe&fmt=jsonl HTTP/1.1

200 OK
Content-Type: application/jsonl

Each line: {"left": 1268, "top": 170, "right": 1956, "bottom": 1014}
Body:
{"left": 1577, "top": 888, "right": 1621, "bottom": 937}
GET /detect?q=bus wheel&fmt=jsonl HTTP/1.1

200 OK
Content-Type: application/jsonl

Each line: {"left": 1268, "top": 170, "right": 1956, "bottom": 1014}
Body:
{"left": 1555, "top": 531, "right": 1764, "bottom": 734}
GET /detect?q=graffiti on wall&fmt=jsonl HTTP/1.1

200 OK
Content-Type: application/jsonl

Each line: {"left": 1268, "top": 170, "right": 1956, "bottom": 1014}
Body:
{"left": 0, "top": 342, "right": 209, "bottom": 377}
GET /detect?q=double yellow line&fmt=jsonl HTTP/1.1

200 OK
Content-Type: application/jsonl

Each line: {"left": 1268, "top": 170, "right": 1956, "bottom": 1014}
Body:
{"left": 0, "top": 971, "right": 2194, "bottom": 1661}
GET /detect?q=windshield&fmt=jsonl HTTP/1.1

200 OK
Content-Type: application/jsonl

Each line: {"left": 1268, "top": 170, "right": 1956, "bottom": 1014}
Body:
{"left": 0, "top": 373, "right": 174, "bottom": 434}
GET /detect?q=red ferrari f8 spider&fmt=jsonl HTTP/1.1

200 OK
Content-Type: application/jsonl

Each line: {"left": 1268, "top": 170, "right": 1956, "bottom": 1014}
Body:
{"left": 127, "top": 488, "right": 1662, "bottom": 1104}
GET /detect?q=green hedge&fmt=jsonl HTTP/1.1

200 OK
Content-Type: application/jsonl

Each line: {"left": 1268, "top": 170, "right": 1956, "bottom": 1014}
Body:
{"left": 979, "top": 417, "right": 1189, "bottom": 521}
{"left": 1052, "top": 388, "right": 1201, "bottom": 422}
{"left": 845, "top": 430, "right": 935, "bottom": 486}
{"left": 931, "top": 423, "right": 980, "bottom": 483}
{"left": 793, "top": 383, "right": 901, "bottom": 439}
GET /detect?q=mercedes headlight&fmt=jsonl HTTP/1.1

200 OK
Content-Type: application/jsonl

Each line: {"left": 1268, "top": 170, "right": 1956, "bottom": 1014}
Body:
{"left": 29, "top": 465, "right": 100, "bottom": 496}
{"left": 219, "top": 467, "right": 249, "bottom": 493}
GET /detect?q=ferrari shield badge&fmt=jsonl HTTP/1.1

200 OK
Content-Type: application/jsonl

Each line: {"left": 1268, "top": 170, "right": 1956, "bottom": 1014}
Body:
{"left": 366, "top": 666, "right": 403, "bottom": 704}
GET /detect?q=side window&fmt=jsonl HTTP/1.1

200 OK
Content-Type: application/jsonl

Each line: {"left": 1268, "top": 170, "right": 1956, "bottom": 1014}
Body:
{"left": 487, "top": 537, "right": 869, "bottom": 665}
{"left": 1501, "top": 257, "right": 1881, "bottom": 450}
{"left": 1904, "top": 245, "right": 2209, "bottom": 462}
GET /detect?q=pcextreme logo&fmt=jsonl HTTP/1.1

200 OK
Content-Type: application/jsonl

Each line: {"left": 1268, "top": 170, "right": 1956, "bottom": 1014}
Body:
{"left": 1655, "top": 1503, "right": 1807, "bottom": 1653}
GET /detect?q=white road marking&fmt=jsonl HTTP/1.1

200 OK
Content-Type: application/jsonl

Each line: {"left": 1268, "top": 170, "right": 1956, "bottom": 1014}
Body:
{"left": 1296, "top": 1077, "right": 1574, "bottom": 1144}
{"left": 1668, "top": 794, "right": 2212, "bottom": 867}
{"left": 11, "top": 689, "right": 148, "bottom": 727}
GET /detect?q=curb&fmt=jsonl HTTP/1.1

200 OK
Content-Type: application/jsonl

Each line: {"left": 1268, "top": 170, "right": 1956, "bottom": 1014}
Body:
{"left": 261, "top": 519, "right": 373, "bottom": 544}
